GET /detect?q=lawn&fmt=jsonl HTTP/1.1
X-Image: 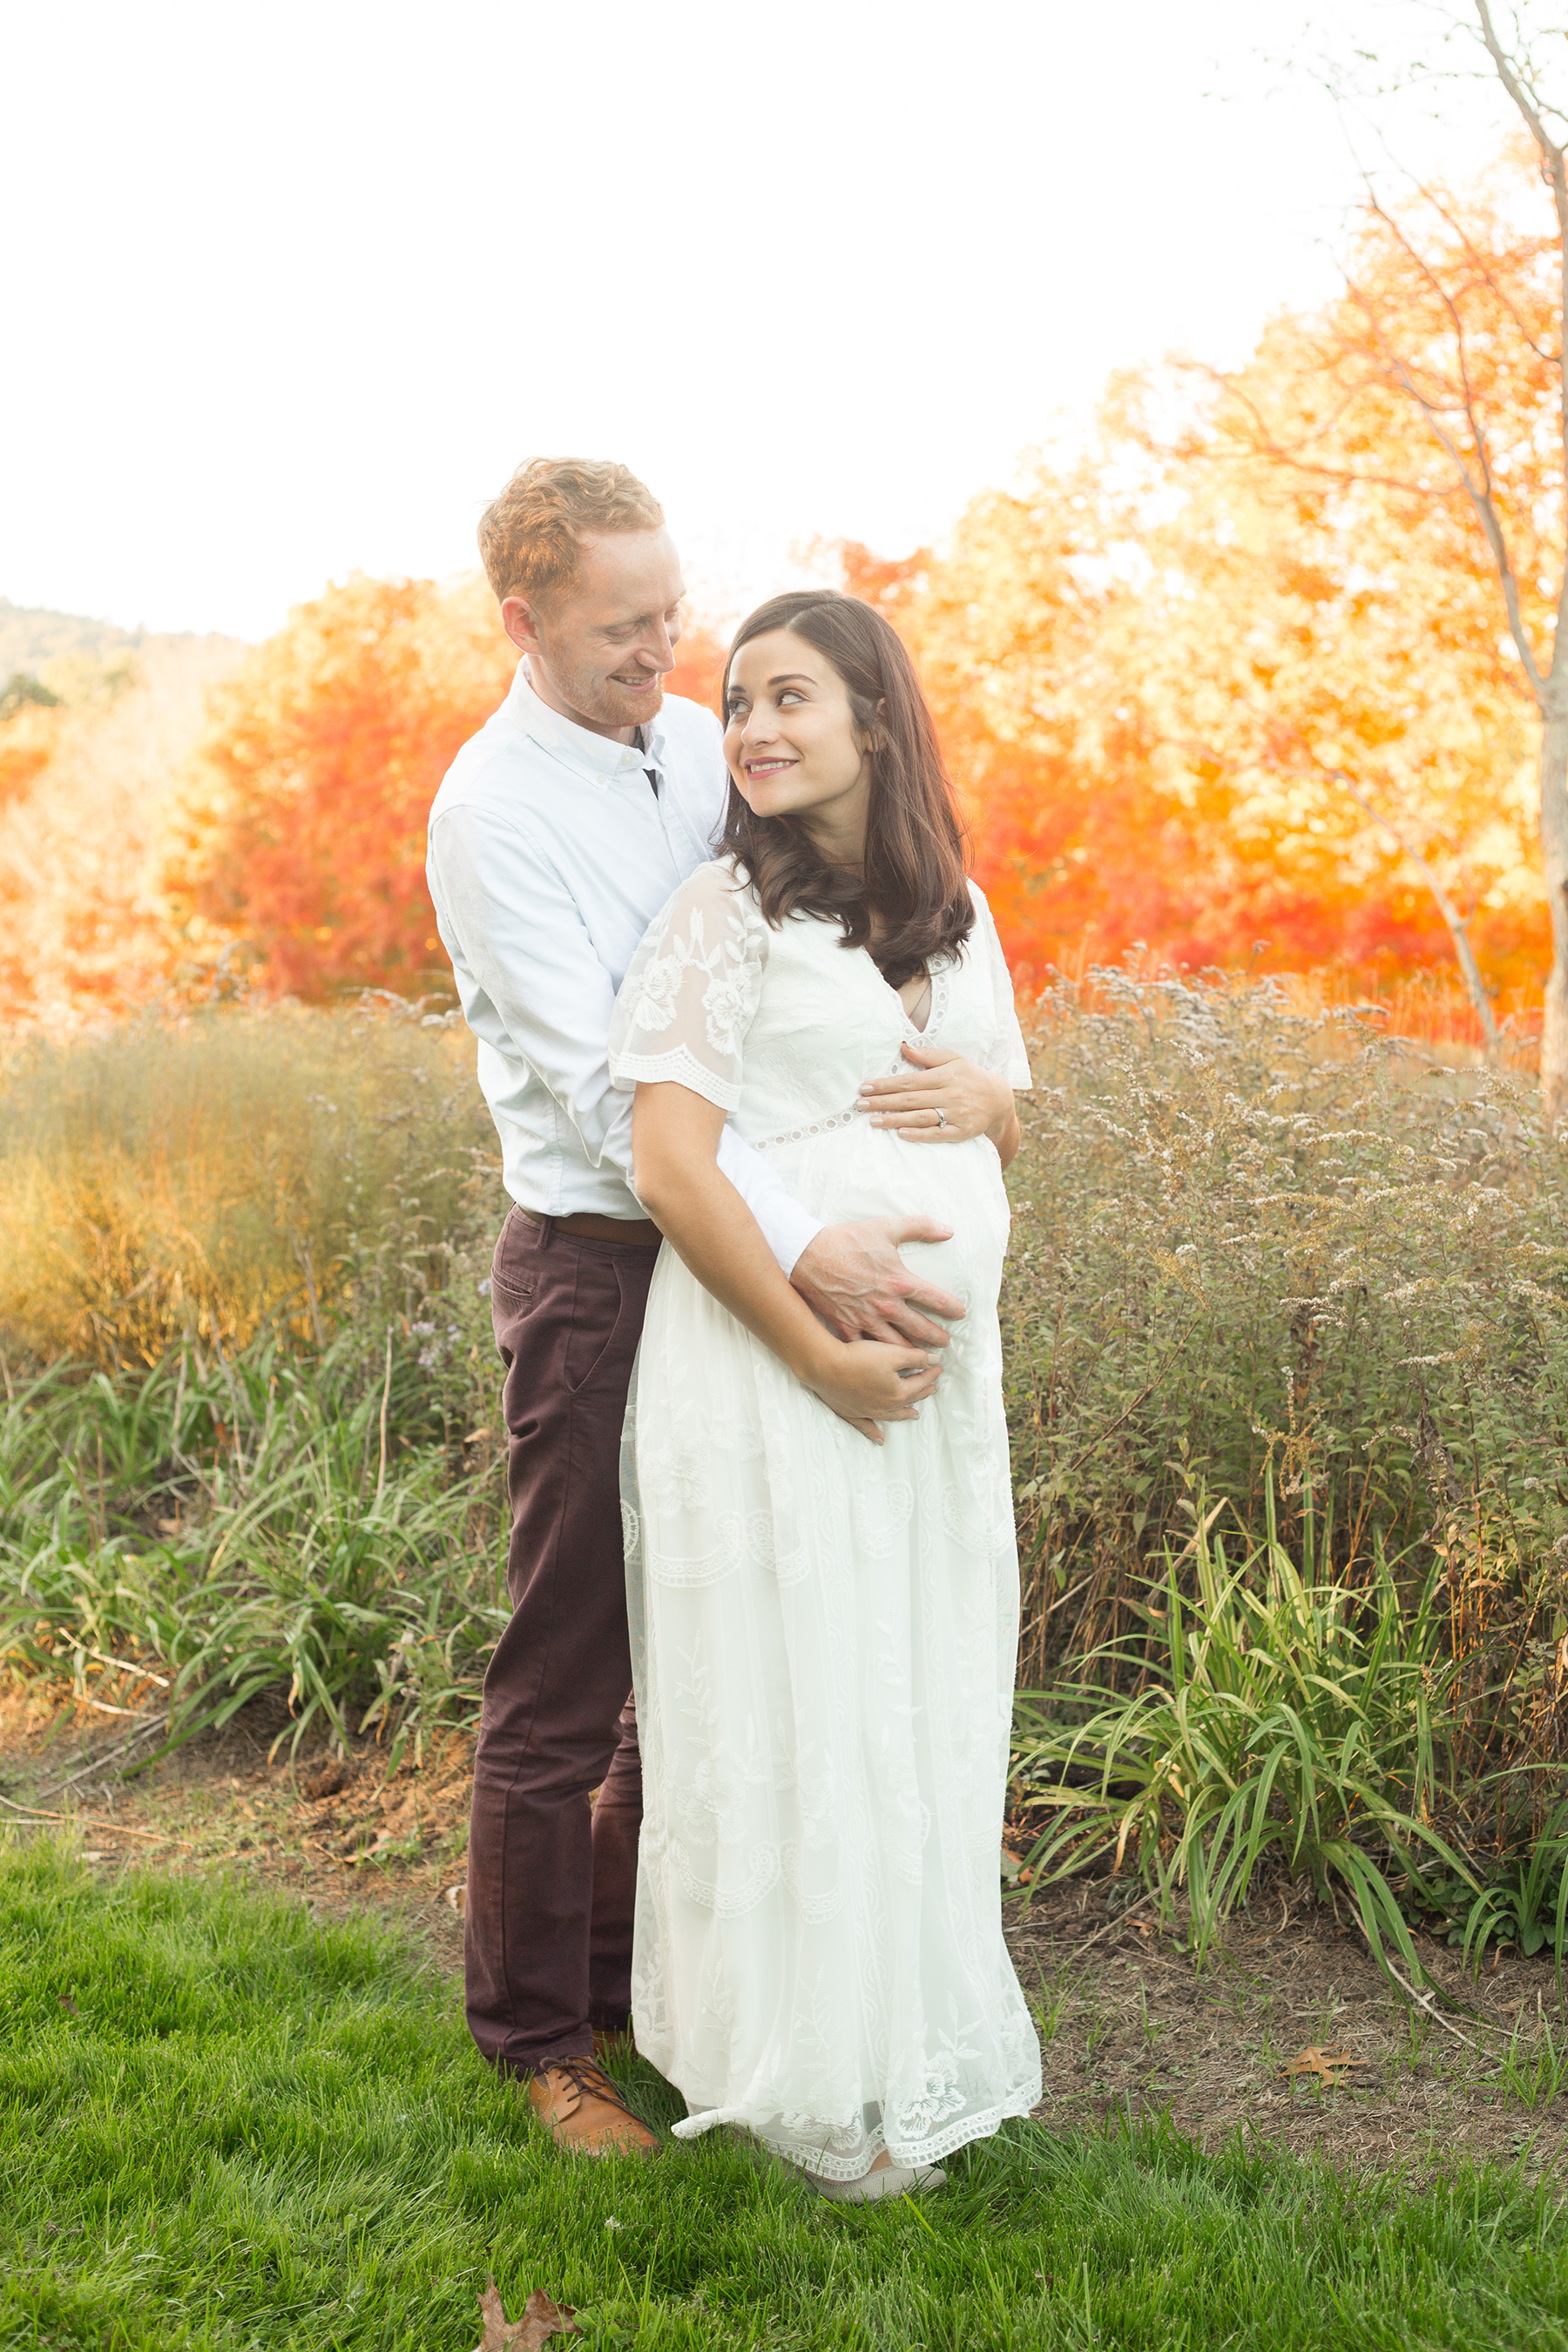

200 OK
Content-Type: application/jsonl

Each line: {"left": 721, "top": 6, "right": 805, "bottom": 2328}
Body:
{"left": 6, "top": 1844, "right": 1568, "bottom": 2350}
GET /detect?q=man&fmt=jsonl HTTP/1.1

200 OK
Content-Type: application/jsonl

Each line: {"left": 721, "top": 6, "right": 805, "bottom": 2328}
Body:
{"left": 426, "top": 457, "right": 963, "bottom": 2155}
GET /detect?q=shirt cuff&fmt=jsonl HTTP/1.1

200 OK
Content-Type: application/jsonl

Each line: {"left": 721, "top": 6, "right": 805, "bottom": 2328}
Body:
{"left": 767, "top": 1200, "right": 825, "bottom": 1281}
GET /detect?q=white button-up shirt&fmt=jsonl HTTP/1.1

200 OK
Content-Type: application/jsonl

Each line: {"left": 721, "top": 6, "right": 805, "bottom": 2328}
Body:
{"left": 426, "top": 662, "right": 821, "bottom": 1274}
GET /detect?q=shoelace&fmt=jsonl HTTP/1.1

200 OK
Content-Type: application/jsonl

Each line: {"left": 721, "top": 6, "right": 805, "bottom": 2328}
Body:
{"left": 544, "top": 2056, "right": 632, "bottom": 2115}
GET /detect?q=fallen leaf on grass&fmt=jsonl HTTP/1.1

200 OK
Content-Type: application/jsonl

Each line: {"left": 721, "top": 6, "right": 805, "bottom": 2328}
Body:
{"left": 446, "top": 1882, "right": 468, "bottom": 1918}
{"left": 475, "top": 2275, "right": 578, "bottom": 2349}
{"left": 1278, "top": 2045, "right": 1365, "bottom": 2087}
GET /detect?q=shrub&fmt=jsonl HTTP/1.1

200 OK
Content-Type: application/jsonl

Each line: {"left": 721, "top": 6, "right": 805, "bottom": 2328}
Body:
{"left": 1011, "top": 1493, "right": 1470, "bottom": 1970}
{"left": 1004, "top": 970, "right": 1568, "bottom": 1694}
{"left": 0, "top": 1328, "right": 508, "bottom": 1759}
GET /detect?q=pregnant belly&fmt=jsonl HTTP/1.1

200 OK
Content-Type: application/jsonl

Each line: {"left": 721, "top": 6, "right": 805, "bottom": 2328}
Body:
{"left": 755, "top": 1119, "right": 1010, "bottom": 1313}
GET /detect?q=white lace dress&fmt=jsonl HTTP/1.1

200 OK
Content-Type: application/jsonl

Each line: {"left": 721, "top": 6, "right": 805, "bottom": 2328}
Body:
{"left": 606, "top": 857, "right": 1042, "bottom": 2180}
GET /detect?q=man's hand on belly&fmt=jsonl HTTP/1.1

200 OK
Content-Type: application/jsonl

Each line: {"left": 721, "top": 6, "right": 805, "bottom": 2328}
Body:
{"left": 790, "top": 1216, "right": 965, "bottom": 1348}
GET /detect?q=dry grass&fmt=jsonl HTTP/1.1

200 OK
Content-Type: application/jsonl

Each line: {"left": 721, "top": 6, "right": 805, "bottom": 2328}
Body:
{"left": 0, "top": 997, "right": 502, "bottom": 1367}
{"left": 1004, "top": 969, "right": 1568, "bottom": 1690}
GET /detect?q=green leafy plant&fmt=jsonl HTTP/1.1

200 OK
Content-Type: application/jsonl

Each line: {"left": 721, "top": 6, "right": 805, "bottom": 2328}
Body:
{"left": 1442, "top": 1794, "right": 1568, "bottom": 1976}
{"left": 0, "top": 1328, "right": 508, "bottom": 1759}
{"left": 1011, "top": 1489, "right": 1476, "bottom": 1977}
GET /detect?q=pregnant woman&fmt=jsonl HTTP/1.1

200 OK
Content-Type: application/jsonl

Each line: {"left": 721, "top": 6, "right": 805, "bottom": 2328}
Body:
{"left": 607, "top": 591, "right": 1041, "bottom": 2199}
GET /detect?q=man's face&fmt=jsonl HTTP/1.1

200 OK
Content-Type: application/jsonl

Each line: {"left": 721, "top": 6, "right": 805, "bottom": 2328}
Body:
{"left": 503, "top": 528, "right": 686, "bottom": 742}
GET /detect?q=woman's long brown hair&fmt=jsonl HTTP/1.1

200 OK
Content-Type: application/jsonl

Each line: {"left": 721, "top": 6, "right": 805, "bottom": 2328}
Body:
{"left": 718, "top": 591, "right": 973, "bottom": 990}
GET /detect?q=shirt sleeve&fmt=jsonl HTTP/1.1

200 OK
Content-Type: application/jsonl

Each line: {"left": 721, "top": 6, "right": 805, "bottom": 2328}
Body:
{"left": 970, "top": 885, "right": 1033, "bottom": 1088}
{"left": 715, "top": 1126, "right": 822, "bottom": 1279}
{"left": 608, "top": 861, "right": 767, "bottom": 1108}
{"left": 428, "top": 801, "right": 635, "bottom": 1184}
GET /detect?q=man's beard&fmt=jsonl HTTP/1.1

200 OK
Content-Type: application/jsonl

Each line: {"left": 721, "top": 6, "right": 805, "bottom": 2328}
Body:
{"left": 558, "top": 653, "right": 663, "bottom": 731}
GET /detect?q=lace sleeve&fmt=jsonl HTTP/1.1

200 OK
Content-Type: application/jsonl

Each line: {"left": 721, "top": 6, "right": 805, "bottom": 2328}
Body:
{"left": 970, "top": 885, "right": 1033, "bottom": 1088}
{"left": 608, "top": 861, "right": 767, "bottom": 1112}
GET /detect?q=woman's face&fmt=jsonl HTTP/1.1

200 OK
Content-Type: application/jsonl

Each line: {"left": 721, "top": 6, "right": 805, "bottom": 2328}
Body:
{"left": 723, "top": 629, "right": 872, "bottom": 855}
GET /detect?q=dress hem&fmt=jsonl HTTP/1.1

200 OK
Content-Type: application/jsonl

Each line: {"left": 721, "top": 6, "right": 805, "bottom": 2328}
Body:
{"left": 666, "top": 2082, "right": 1043, "bottom": 2180}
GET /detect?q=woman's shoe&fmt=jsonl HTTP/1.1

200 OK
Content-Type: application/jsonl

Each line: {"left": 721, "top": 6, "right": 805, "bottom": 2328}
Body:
{"left": 806, "top": 2160, "right": 947, "bottom": 2203}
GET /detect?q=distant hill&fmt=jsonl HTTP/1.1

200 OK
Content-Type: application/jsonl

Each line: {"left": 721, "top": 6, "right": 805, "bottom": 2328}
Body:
{"left": 0, "top": 597, "right": 245, "bottom": 680}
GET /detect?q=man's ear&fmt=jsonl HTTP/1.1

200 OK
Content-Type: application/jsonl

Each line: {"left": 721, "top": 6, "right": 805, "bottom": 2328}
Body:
{"left": 501, "top": 595, "right": 544, "bottom": 655}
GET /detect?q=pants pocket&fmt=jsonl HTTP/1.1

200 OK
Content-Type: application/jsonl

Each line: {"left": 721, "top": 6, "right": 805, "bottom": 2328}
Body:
{"left": 564, "top": 1256, "right": 632, "bottom": 1397}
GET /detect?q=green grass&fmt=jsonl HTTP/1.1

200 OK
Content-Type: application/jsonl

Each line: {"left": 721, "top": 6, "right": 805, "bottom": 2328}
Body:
{"left": 8, "top": 1845, "right": 1568, "bottom": 2349}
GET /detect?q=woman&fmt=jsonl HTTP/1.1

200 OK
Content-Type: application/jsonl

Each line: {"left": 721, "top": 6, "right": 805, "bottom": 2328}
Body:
{"left": 607, "top": 591, "right": 1040, "bottom": 2200}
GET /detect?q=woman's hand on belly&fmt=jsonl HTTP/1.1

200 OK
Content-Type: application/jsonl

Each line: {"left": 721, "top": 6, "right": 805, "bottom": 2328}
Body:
{"left": 633, "top": 1076, "right": 943, "bottom": 1443}
{"left": 803, "top": 1332, "right": 943, "bottom": 1446}
{"left": 857, "top": 1044, "right": 1022, "bottom": 1166}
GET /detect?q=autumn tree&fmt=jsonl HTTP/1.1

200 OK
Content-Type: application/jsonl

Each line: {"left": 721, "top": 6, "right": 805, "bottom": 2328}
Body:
{"left": 847, "top": 185, "right": 1547, "bottom": 1025}
{"left": 1188, "top": 3, "right": 1568, "bottom": 1098}
{"left": 1129, "top": 315, "right": 1544, "bottom": 1031}
{"left": 167, "top": 574, "right": 514, "bottom": 998}
{"left": 665, "top": 619, "right": 726, "bottom": 713}
{"left": 839, "top": 483, "right": 1191, "bottom": 996}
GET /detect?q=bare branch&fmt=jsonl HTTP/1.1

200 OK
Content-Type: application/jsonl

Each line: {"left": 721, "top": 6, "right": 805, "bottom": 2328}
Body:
{"left": 1339, "top": 259, "right": 1551, "bottom": 701}
{"left": 1476, "top": 0, "right": 1567, "bottom": 186}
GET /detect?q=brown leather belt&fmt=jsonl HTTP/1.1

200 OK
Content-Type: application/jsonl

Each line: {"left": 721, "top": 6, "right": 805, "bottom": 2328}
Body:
{"left": 515, "top": 1204, "right": 662, "bottom": 1248}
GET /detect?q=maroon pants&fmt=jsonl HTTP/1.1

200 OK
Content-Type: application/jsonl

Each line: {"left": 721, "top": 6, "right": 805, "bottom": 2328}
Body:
{"left": 464, "top": 1206, "right": 658, "bottom": 2078}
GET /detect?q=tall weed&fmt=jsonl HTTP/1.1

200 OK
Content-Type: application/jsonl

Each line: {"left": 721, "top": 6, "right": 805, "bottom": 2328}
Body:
{"left": 0, "top": 1323, "right": 507, "bottom": 1757}
{"left": 1006, "top": 969, "right": 1568, "bottom": 1686}
{"left": 0, "top": 997, "right": 503, "bottom": 1365}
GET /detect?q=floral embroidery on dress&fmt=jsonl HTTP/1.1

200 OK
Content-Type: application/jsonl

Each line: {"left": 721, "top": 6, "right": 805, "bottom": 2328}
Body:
{"left": 608, "top": 863, "right": 767, "bottom": 1109}
{"left": 615, "top": 873, "right": 1042, "bottom": 2181}
{"left": 629, "top": 943, "right": 685, "bottom": 1034}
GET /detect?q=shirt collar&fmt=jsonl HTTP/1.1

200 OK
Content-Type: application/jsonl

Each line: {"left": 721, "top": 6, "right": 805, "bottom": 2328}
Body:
{"left": 504, "top": 660, "right": 667, "bottom": 784}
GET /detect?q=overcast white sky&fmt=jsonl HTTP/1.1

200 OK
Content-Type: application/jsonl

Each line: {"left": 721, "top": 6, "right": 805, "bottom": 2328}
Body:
{"left": 1, "top": 0, "right": 1525, "bottom": 641}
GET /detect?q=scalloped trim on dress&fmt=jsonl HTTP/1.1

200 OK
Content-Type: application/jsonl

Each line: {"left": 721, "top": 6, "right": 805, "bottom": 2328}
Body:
{"left": 610, "top": 1043, "right": 742, "bottom": 1110}
{"left": 668, "top": 2081, "right": 1039, "bottom": 2179}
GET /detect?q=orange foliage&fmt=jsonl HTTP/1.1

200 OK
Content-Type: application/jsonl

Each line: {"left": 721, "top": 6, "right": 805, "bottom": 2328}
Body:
{"left": 0, "top": 643, "right": 240, "bottom": 1029}
{"left": 168, "top": 592, "right": 732, "bottom": 1001}
{"left": 167, "top": 575, "right": 514, "bottom": 998}
{"left": 0, "top": 704, "right": 64, "bottom": 809}
{"left": 835, "top": 151, "right": 1552, "bottom": 1024}
{"left": 666, "top": 621, "right": 725, "bottom": 714}
{"left": 10, "top": 148, "right": 1553, "bottom": 1032}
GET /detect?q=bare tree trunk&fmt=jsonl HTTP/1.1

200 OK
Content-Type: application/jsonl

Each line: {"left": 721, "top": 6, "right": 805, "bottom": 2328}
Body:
{"left": 1539, "top": 705, "right": 1568, "bottom": 1119}
{"left": 1325, "top": 765, "right": 1500, "bottom": 1051}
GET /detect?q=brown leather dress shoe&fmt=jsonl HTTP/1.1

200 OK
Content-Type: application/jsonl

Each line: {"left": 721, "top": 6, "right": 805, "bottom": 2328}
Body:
{"left": 527, "top": 2058, "right": 659, "bottom": 2156}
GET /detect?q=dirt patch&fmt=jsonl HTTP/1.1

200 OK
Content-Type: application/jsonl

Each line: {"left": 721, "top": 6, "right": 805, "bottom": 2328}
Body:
{"left": 8, "top": 1684, "right": 1568, "bottom": 2181}
{"left": 0, "top": 1684, "right": 470, "bottom": 1969}
{"left": 1006, "top": 1877, "right": 1568, "bottom": 2180}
